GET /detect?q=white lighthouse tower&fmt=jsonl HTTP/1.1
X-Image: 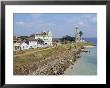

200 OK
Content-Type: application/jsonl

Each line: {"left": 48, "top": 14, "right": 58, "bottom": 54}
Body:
{"left": 48, "top": 30, "right": 52, "bottom": 46}
{"left": 74, "top": 26, "right": 80, "bottom": 42}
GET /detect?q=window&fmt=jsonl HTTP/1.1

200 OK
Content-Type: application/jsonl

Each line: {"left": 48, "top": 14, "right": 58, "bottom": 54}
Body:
{"left": 45, "top": 43, "right": 47, "bottom": 45}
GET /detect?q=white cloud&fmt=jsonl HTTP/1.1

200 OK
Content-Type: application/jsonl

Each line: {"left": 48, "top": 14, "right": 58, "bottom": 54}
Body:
{"left": 78, "top": 21, "right": 84, "bottom": 25}
{"left": 16, "top": 20, "right": 55, "bottom": 32}
{"left": 16, "top": 21, "right": 24, "bottom": 25}
{"left": 91, "top": 17, "right": 97, "bottom": 23}
{"left": 76, "top": 21, "right": 88, "bottom": 28}
{"left": 81, "top": 14, "right": 97, "bottom": 23}
{"left": 31, "top": 13, "right": 43, "bottom": 19}
{"left": 15, "top": 21, "right": 35, "bottom": 28}
{"left": 33, "top": 20, "right": 56, "bottom": 31}
{"left": 81, "top": 14, "right": 93, "bottom": 19}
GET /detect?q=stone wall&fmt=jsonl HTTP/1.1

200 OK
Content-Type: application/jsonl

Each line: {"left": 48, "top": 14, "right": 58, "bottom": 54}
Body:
{"left": 14, "top": 47, "right": 81, "bottom": 75}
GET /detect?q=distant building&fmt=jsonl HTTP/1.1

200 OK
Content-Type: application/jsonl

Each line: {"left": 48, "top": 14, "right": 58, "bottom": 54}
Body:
{"left": 20, "top": 42, "right": 29, "bottom": 50}
{"left": 31, "top": 30, "right": 52, "bottom": 46}
{"left": 28, "top": 39, "right": 38, "bottom": 49}
{"left": 13, "top": 42, "right": 21, "bottom": 51}
{"left": 13, "top": 30, "right": 52, "bottom": 51}
{"left": 13, "top": 38, "right": 21, "bottom": 51}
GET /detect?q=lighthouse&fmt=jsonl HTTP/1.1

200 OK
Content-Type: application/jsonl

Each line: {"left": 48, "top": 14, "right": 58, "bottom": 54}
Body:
{"left": 74, "top": 26, "right": 80, "bottom": 42}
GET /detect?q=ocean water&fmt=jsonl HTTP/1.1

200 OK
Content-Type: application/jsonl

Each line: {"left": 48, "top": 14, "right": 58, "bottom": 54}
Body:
{"left": 82, "top": 38, "right": 97, "bottom": 45}
{"left": 64, "top": 47, "right": 97, "bottom": 75}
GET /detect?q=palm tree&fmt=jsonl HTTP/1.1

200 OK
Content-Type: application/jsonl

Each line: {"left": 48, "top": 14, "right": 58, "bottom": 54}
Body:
{"left": 79, "top": 31, "right": 83, "bottom": 40}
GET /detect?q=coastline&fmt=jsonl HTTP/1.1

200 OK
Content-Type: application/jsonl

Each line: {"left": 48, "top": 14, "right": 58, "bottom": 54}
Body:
{"left": 14, "top": 42, "right": 96, "bottom": 75}
{"left": 64, "top": 47, "right": 97, "bottom": 75}
{"left": 83, "top": 45, "right": 96, "bottom": 48}
{"left": 14, "top": 43, "right": 82, "bottom": 75}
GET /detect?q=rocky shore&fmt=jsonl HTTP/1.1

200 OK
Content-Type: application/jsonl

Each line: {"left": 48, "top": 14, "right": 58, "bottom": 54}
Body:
{"left": 14, "top": 46, "right": 82, "bottom": 75}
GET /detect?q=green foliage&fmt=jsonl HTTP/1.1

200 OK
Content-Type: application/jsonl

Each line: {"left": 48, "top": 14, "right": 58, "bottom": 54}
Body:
{"left": 60, "top": 35, "right": 75, "bottom": 43}
{"left": 79, "top": 31, "right": 83, "bottom": 37}
{"left": 18, "top": 36, "right": 29, "bottom": 40}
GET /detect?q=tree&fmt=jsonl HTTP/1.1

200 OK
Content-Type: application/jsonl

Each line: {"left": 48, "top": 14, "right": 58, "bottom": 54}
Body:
{"left": 79, "top": 31, "right": 83, "bottom": 40}
{"left": 19, "top": 36, "right": 29, "bottom": 41}
{"left": 60, "top": 35, "right": 75, "bottom": 43}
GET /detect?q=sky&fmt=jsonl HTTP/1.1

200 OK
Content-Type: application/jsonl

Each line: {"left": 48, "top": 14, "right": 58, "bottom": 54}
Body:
{"left": 14, "top": 13, "right": 97, "bottom": 38}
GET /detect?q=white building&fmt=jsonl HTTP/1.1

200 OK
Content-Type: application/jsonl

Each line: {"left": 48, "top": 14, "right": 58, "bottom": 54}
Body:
{"left": 30, "top": 30, "right": 52, "bottom": 46}
{"left": 13, "top": 39, "right": 21, "bottom": 51}
{"left": 28, "top": 40, "right": 38, "bottom": 48}
{"left": 20, "top": 42, "right": 29, "bottom": 50}
{"left": 13, "top": 30, "right": 52, "bottom": 51}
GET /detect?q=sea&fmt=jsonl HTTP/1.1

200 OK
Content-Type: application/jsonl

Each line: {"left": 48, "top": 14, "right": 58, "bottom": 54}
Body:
{"left": 64, "top": 38, "right": 97, "bottom": 75}
{"left": 82, "top": 37, "right": 97, "bottom": 45}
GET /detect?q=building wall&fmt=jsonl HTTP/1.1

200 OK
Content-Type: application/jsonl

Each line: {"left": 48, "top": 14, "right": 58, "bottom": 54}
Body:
{"left": 34, "top": 31, "right": 53, "bottom": 46}
{"left": 37, "top": 44, "right": 43, "bottom": 48}
{"left": 13, "top": 43, "right": 21, "bottom": 51}
{"left": 29, "top": 41, "right": 37, "bottom": 48}
{"left": 20, "top": 42, "right": 29, "bottom": 50}
{"left": 13, "top": 31, "right": 53, "bottom": 51}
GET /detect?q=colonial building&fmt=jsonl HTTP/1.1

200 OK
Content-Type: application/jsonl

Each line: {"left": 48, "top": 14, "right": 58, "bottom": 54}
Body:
{"left": 13, "top": 30, "right": 52, "bottom": 51}
{"left": 30, "top": 30, "right": 52, "bottom": 46}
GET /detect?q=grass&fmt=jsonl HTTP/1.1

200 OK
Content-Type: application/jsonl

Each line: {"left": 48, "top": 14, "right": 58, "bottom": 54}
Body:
{"left": 13, "top": 42, "right": 94, "bottom": 70}
{"left": 14, "top": 41, "right": 94, "bottom": 75}
{"left": 14, "top": 44, "right": 70, "bottom": 66}
{"left": 14, "top": 47, "right": 50, "bottom": 55}
{"left": 75, "top": 42, "right": 95, "bottom": 47}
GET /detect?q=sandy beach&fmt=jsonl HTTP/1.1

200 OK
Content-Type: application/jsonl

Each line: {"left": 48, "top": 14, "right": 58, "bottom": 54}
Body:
{"left": 64, "top": 47, "right": 97, "bottom": 75}
{"left": 83, "top": 45, "right": 96, "bottom": 48}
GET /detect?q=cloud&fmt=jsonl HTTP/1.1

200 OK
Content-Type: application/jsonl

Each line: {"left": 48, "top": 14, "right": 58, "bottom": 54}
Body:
{"left": 33, "top": 20, "right": 56, "bottom": 31}
{"left": 15, "top": 13, "right": 55, "bottom": 30}
{"left": 81, "top": 14, "right": 94, "bottom": 19}
{"left": 15, "top": 21, "right": 35, "bottom": 28}
{"left": 16, "top": 21, "right": 25, "bottom": 25}
{"left": 91, "top": 17, "right": 97, "bottom": 23}
{"left": 78, "top": 21, "right": 84, "bottom": 26}
{"left": 81, "top": 14, "right": 97, "bottom": 23}
{"left": 15, "top": 19, "right": 56, "bottom": 33}
{"left": 31, "top": 13, "right": 43, "bottom": 19}
{"left": 72, "top": 20, "right": 88, "bottom": 29}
